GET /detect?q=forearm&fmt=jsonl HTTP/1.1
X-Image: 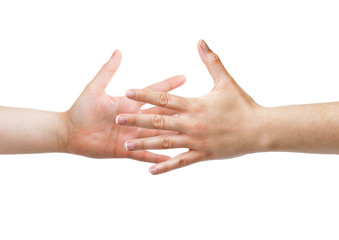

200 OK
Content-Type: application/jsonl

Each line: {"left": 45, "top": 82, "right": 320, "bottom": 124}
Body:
{"left": 262, "top": 102, "right": 339, "bottom": 154}
{"left": 115, "top": 40, "right": 339, "bottom": 174}
{"left": 0, "top": 106, "right": 68, "bottom": 154}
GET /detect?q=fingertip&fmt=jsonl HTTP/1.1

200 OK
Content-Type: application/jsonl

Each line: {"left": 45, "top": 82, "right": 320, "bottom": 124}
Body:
{"left": 115, "top": 114, "right": 127, "bottom": 125}
{"left": 178, "top": 75, "right": 186, "bottom": 82}
{"left": 149, "top": 166, "right": 159, "bottom": 175}
{"left": 124, "top": 141, "right": 136, "bottom": 151}
{"left": 197, "top": 39, "right": 203, "bottom": 49}
{"left": 197, "top": 40, "right": 207, "bottom": 62}
{"left": 175, "top": 75, "right": 186, "bottom": 85}
{"left": 165, "top": 75, "right": 187, "bottom": 91}
{"left": 107, "top": 50, "right": 122, "bottom": 68}
{"left": 126, "top": 89, "right": 137, "bottom": 98}
{"left": 111, "top": 49, "right": 122, "bottom": 58}
{"left": 102, "top": 49, "right": 122, "bottom": 77}
{"left": 111, "top": 50, "right": 117, "bottom": 58}
{"left": 198, "top": 39, "right": 209, "bottom": 51}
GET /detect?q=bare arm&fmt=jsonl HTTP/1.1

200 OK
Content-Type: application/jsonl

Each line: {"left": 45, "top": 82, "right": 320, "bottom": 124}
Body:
{"left": 0, "top": 107, "right": 67, "bottom": 154}
{"left": 116, "top": 40, "right": 339, "bottom": 174}
{"left": 263, "top": 103, "right": 339, "bottom": 154}
{"left": 0, "top": 50, "right": 185, "bottom": 164}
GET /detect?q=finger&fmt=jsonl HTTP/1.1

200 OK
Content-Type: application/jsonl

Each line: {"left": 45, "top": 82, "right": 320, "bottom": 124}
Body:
{"left": 87, "top": 50, "right": 122, "bottom": 92}
{"left": 140, "top": 107, "right": 177, "bottom": 116}
{"left": 128, "top": 151, "right": 170, "bottom": 164}
{"left": 149, "top": 150, "right": 203, "bottom": 175}
{"left": 125, "top": 89, "right": 188, "bottom": 111}
{"left": 144, "top": 75, "right": 186, "bottom": 92}
{"left": 136, "top": 129, "right": 177, "bottom": 138}
{"left": 135, "top": 75, "right": 186, "bottom": 108}
{"left": 116, "top": 114, "right": 183, "bottom": 132}
{"left": 197, "top": 40, "right": 232, "bottom": 89}
{"left": 124, "top": 134, "right": 190, "bottom": 151}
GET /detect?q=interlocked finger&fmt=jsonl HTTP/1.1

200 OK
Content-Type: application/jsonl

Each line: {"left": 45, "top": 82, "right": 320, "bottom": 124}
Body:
{"left": 124, "top": 134, "right": 190, "bottom": 151}
{"left": 149, "top": 150, "right": 204, "bottom": 175}
{"left": 126, "top": 89, "right": 189, "bottom": 111}
{"left": 116, "top": 114, "right": 183, "bottom": 132}
{"left": 140, "top": 107, "right": 177, "bottom": 116}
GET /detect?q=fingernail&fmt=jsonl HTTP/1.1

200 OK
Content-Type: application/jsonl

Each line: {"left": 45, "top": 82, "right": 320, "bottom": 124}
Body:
{"left": 200, "top": 40, "right": 209, "bottom": 51}
{"left": 117, "top": 115, "right": 127, "bottom": 125}
{"left": 126, "top": 90, "right": 137, "bottom": 98}
{"left": 150, "top": 167, "right": 158, "bottom": 175}
{"left": 111, "top": 50, "right": 117, "bottom": 58}
{"left": 125, "top": 142, "right": 135, "bottom": 151}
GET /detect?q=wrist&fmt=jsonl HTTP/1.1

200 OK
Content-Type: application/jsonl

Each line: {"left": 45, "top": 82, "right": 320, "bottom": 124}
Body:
{"left": 255, "top": 105, "right": 288, "bottom": 153}
{"left": 252, "top": 105, "right": 275, "bottom": 153}
{"left": 57, "top": 111, "right": 70, "bottom": 153}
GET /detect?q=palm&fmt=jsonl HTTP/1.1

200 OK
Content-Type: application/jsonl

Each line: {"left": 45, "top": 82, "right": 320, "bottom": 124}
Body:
{"left": 64, "top": 50, "right": 185, "bottom": 162}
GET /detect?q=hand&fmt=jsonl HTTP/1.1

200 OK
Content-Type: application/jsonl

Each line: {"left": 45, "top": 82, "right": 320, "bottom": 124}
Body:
{"left": 116, "top": 40, "right": 266, "bottom": 174}
{"left": 63, "top": 50, "right": 186, "bottom": 163}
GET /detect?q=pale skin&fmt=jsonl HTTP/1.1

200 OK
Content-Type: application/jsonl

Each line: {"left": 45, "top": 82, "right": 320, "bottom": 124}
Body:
{"left": 0, "top": 50, "right": 186, "bottom": 163}
{"left": 116, "top": 40, "right": 339, "bottom": 175}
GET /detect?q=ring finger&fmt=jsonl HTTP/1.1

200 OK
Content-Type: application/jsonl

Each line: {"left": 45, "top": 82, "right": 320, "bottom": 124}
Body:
{"left": 124, "top": 134, "right": 192, "bottom": 151}
{"left": 116, "top": 114, "right": 184, "bottom": 132}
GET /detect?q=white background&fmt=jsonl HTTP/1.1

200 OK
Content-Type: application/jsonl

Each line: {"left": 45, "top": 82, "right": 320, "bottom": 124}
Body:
{"left": 1, "top": 0, "right": 339, "bottom": 239}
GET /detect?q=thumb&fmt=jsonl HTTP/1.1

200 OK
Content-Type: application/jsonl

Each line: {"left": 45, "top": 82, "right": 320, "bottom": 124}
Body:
{"left": 88, "top": 50, "right": 122, "bottom": 92}
{"left": 197, "top": 40, "right": 232, "bottom": 90}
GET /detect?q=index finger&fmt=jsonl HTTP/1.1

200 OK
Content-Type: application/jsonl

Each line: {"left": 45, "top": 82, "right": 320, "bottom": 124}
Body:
{"left": 144, "top": 75, "right": 186, "bottom": 92}
{"left": 134, "top": 75, "right": 185, "bottom": 107}
{"left": 126, "top": 89, "right": 189, "bottom": 111}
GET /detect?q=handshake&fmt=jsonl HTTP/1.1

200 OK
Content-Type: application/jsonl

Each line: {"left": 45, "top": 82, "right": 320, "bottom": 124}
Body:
{"left": 63, "top": 39, "right": 264, "bottom": 175}
{"left": 2, "top": 40, "right": 334, "bottom": 174}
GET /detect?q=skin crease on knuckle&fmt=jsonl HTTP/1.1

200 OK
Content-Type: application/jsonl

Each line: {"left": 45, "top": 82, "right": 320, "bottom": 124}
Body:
{"left": 178, "top": 158, "right": 187, "bottom": 167}
{"left": 158, "top": 163, "right": 169, "bottom": 174}
{"left": 139, "top": 139, "right": 146, "bottom": 150}
{"left": 128, "top": 115, "right": 137, "bottom": 125}
{"left": 161, "top": 136, "right": 173, "bottom": 149}
{"left": 187, "top": 123, "right": 208, "bottom": 139}
{"left": 152, "top": 114, "right": 165, "bottom": 129}
{"left": 208, "top": 52, "right": 221, "bottom": 64}
{"left": 137, "top": 90, "right": 146, "bottom": 101}
{"left": 191, "top": 100, "right": 206, "bottom": 113}
{"left": 159, "top": 93, "right": 171, "bottom": 107}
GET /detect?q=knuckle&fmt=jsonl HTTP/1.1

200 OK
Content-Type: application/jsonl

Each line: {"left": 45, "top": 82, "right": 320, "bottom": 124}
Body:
{"left": 163, "top": 164, "right": 169, "bottom": 173}
{"left": 193, "top": 123, "right": 207, "bottom": 130}
{"left": 161, "top": 136, "right": 173, "bottom": 149}
{"left": 178, "top": 158, "right": 187, "bottom": 167}
{"left": 129, "top": 116, "right": 136, "bottom": 125}
{"left": 208, "top": 52, "right": 221, "bottom": 64}
{"left": 153, "top": 108, "right": 165, "bottom": 115}
{"left": 137, "top": 90, "right": 146, "bottom": 101}
{"left": 192, "top": 101, "right": 205, "bottom": 113}
{"left": 139, "top": 140, "right": 145, "bottom": 150}
{"left": 158, "top": 93, "right": 171, "bottom": 106}
{"left": 152, "top": 114, "right": 165, "bottom": 129}
{"left": 152, "top": 108, "right": 161, "bottom": 114}
{"left": 186, "top": 121, "right": 206, "bottom": 136}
